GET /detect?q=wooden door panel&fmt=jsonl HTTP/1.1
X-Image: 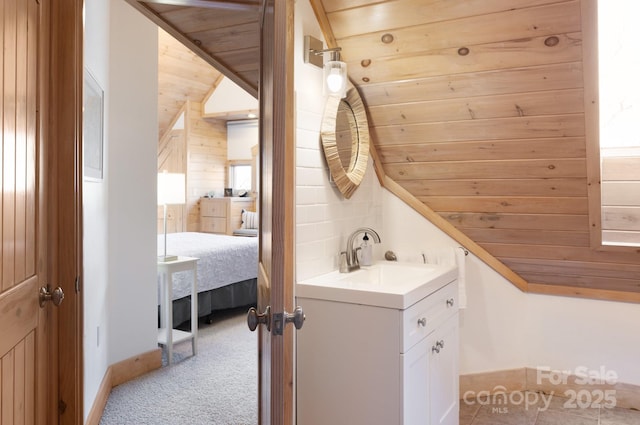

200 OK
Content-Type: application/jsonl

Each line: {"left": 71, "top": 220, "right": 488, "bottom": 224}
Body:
{"left": 1, "top": 330, "right": 36, "bottom": 425}
{"left": 258, "top": 0, "right": 295, "bottom": 423}
{"left": 0, "top": 0, "right": 48, "bottom": 423}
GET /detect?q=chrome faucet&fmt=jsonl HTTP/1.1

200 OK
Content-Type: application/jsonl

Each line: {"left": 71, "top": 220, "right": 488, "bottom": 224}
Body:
{"left": 340, "top": 227, "right": 381, "bottom": 273}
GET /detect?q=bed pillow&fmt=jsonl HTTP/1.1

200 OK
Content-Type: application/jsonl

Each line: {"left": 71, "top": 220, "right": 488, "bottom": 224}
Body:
{"left": 241, "top": 209, "right": 259, "bottom": 229}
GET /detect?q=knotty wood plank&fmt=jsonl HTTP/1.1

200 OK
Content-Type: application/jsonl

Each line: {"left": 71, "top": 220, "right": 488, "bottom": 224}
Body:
{"left": 386, "top": 158, "right": 586, "bottom": 180}
{"left": 372, "top": 114, "right": 585, "bottom": 145}
{"left": 158, "top": 6, "right": 257, "bottom": 33}
{"left": 361, "top": 62, "right": 583, "bottom": 106}
{"left": 481, "top": 242, "right": 640, "bottom": 264}
{"left": 183, "top": 21, "right": 259, "bottom": 54}
{"left": 368, "top": 89, "right": 584, "bottom": 127}
{"left": 503, "top": 257, "right": 640, "bottom": 279}
{"left": 521, "top": 272, "right": 640, "bottom": 293}
{"left": 338, "top": 1, "right": 581, "bottom": 60}
{"left": 529, "top": 283, "right": 640, "bottom": 303}
{"left": 463, "top": 227, "right": 589, "bottom": 247}
{"left": 398, "top": 178, "right": 587, "bottom": 197}
{"left": 328, "top": 0, "right": 566, "bottom": 39}
{"left": 419, "top": 195, "right": 588, "bottom": 214}
{"left": 377, "top": 137, "right": 586, "bottom": 163}
{"left": 441, "top": 212, "right": 587, "bottom": 231}
{"left": 348, "top": 32, "right": 583, "bottom": 85}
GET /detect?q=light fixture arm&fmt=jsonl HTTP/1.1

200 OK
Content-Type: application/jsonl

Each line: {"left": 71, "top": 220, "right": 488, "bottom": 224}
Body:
{"left": 309, "top": 46, "right": 341, "bottom": 57}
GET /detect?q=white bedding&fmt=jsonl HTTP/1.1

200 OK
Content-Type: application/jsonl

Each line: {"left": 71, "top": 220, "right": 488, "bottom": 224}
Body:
{"left": 158, "top": 232, "right": 258, "bottom": 300}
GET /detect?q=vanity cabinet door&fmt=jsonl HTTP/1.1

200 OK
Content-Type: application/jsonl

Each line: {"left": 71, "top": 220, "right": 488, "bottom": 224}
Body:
{"left": 402, "top": 337, "right": 430, "bottom": 425}
{"left": 429, "top": 313, "right": 459, "bottom": 425}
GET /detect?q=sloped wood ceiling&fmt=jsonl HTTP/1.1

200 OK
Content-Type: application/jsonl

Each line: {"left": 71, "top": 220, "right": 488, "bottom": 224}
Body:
{"left": 128, "top": 0, "right": 640, "bottom": 301}
{"left": 158, "top": 28, "right": 222, "bottom": 137}
{"left": 127, "top": 0, "right": 260, "bottom": 98}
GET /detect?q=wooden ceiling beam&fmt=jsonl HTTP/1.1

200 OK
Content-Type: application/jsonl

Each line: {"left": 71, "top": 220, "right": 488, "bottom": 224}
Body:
{"left": 141, "top": 0, "right": 259, "bottom": 12}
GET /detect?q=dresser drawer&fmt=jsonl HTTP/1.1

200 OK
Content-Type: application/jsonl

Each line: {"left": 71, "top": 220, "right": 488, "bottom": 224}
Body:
{"left": 400, "top": 281, "right": 458, "bottom": 353}
{"left": 200, "top": 217, "right": 226, "bottom": 234}
{"left": 200, "top": 200, "right": 226, "bottom": 217}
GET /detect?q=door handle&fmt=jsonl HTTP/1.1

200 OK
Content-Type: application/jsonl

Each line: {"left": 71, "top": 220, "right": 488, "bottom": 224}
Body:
{"left": 273, "top": 306, "right": 305, "bottom": 335}
{"left": 39, "top": 286, "right": 65, "bottom": 308}
{"left": 285, "top": 306, "right": 305, "bottom": 330}
{"left": 247, "top": 306, "right": 271, "bottom": 332}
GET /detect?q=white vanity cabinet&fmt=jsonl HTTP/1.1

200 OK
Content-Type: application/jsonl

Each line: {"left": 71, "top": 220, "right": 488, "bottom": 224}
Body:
{"left": 297, "top": 278, "right": 459, "bottom": 425}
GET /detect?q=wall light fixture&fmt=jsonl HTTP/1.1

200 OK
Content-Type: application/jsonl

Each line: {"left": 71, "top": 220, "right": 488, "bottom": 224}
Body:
{"left": 304, "top": 35, "right": 348, "bottom": 98}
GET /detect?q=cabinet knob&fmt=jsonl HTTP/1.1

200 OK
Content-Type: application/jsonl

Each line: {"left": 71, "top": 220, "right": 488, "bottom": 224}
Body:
{"left": 432, "top": 340, "right": 445, "bottom": 354}
{"left": 446, "top": 298, "right": 455, "bottom": 307}
{"left": 417, "top": 317, "right": 427, "bottom": 327}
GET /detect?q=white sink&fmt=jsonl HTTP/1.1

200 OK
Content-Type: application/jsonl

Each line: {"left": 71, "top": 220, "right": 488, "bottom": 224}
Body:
{"left": 297, "top": 261, "right": 457, "bottom": 309}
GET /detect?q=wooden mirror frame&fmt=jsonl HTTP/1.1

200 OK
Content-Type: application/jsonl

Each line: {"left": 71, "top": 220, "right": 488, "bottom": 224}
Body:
{"left": 320, "top": 83, "right": 370, "bottom": 199}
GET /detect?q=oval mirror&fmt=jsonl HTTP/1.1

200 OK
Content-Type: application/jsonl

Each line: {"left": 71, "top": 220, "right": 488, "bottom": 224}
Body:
{"left": 320, "top": 84, "right": 370, "bottom": 199}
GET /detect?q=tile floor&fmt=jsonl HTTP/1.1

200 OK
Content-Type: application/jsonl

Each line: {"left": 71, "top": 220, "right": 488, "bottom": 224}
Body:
{"left": 460, "top": 391, "right": 640, "bottom": 425}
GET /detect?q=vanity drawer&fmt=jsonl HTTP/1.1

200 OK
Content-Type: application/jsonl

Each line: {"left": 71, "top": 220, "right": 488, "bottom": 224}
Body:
{"left": 200, "top": 217, "right": 226, "bottom": 234}
{"left": 401, "top": 280, "right": 458, "bottom": 353}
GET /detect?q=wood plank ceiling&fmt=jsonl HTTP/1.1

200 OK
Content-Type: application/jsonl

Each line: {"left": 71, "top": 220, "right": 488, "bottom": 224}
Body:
{"left": 129, "top": 0, "right": 640, "bottom": 301}
{"left": 158, "top": 28, "right": 222, "bottom": 137}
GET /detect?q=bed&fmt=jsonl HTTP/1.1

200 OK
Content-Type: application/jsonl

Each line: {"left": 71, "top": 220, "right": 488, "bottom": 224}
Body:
{"left": 157, "top": 232, "right": 258, "bottom": 327}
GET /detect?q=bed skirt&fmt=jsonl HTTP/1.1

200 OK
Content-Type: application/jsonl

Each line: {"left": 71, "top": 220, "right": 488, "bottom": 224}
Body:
{"left": 160, "top": 278, "right": 257, "bottom": 328}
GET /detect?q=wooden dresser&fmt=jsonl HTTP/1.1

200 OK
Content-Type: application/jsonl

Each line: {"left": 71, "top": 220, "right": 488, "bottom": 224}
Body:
{"left": 199, "top": 197, "right": 254, "bottom": 235}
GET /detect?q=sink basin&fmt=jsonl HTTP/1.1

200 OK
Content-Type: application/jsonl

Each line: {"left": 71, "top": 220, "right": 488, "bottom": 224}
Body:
{"left": 297, "top": 261, "right": 457, "bottom": 309}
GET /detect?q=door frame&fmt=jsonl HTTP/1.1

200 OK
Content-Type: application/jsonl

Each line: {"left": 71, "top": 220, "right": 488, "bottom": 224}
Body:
{"left": 257, "top": 0, "right": 296, "bottom": 423}
{"left": 49, "top": 0, "right": 84, "bottom": 422}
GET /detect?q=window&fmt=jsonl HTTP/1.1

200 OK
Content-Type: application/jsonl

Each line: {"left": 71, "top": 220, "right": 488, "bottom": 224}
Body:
{"left": 229, "top": 163, "right": 252, "bottom": 193}
{"left": 585, "top": 0, "right": 640, "bottom": 247}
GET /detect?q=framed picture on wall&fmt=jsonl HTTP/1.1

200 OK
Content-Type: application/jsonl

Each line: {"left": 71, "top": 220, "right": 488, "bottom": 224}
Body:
{"left": 83, "top": 68, "right": 104, "bottom": 180}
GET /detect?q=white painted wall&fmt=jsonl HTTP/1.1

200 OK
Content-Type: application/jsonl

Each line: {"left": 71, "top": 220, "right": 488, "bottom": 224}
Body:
{"left": 83, "top": 0, "right": 110, "bottom": 416}
{"left": 83, "top": 0, "right": 158, "bottom": 419}
{"left": 294, "top": 0, "right": 383, "bottom": 283}
{"left": 227, "top": 119, "right": 258, "bottom": 160}
{"left": 204, "top": 77, "right": 258, "bottom": 115}
{"left": 382, "top": 190, "right": 640, "bottom": 386}
{"left": 106, "top": 0, "right": 158, "bottom": 366}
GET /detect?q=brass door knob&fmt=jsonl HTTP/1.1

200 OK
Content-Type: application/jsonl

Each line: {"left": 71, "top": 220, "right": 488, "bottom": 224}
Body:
{"left": 39, "top": 286, "right": 64, "bottom": 308}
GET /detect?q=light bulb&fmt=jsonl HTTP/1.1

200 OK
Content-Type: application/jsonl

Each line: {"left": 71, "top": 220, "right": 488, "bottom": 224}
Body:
{"left": 326, "top": 68, "right": 344, "bottom": 93}
{"left": 323, "top": 59, "right": 347, "bottom": 98}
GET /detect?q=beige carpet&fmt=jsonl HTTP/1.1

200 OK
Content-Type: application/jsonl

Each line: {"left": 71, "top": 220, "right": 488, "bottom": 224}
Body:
{"left": 100, "top": 307, "right": 257, "bottom": 425}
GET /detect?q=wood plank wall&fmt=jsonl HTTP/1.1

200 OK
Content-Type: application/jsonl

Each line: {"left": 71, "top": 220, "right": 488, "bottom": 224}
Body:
{"left": 185, "top": 101, "right": 227, "bottom": 231}
{"left": 321, "top": 0, "right": 640, "bottom": 297}
{"left": 157, "top": 29, "right": 228, "bottom": 233}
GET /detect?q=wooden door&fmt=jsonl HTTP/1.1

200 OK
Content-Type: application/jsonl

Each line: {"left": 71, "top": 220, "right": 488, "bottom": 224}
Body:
{"left": 0, "top": 0, "right": 52, "bottom": 422}
{"left": 256, "top": 0, "right": 296, "bottom": 423}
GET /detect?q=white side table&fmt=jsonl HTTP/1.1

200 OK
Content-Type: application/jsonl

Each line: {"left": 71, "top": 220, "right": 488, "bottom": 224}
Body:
{"left": 157, "top": 256, "right": 199, "bottom": 364}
